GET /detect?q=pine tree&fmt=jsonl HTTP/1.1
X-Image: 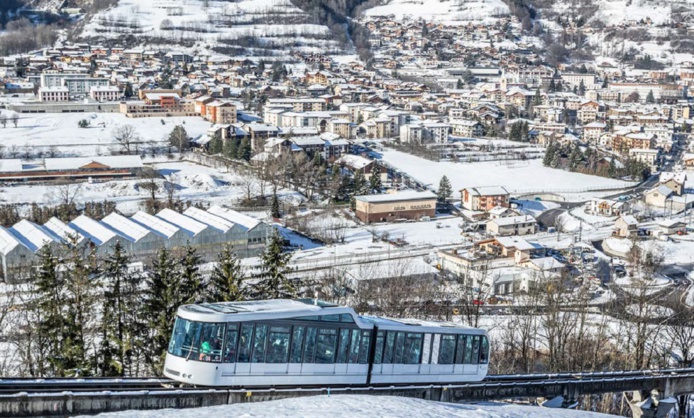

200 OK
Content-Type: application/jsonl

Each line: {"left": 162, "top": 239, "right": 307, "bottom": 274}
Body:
{"left": 646, "top": 90, "right": 655, "bottom": 104}
{"left": 124, "top": 82, "right": 133, "bottom": 98}
{"left": 252, "top": 230, "right": 295, "bottom": 299}
{"left": 548, "top": 78, "right": 556, "bottom": 92}
{"left": 437, "top": 175, "right": 452, "bottom": 203}
{"left": 33, "top": 246, "right": 64, "bottom": 376}
{"left": 205, "top": 245, "right": 245, "bottom": 303}
{"left": 543, "top": 143, "right": 555, "bottom": 166}
{"left": 239, "top": 138, "right": 252, "bottom": 161}
{"left": 143, "top": 247, "right": 180, "bottom": 374}
{"left": 578, "top": 80, "right": 586, "bottom": 96}
{"left": 533, "top": 88, "right": 542, "bottom": 105}
{"left": 99, "top": 241, "right": 142, "bottom": 377}
{"left": 369, "top": 165, "right": 382, "bottom": 192}
{"left": 180, "top": 244, "right": 203, "bottom": 305}
{"left": 520, "top": 121, "right": 529, "bottom": 142}
{"left": 61, "top": 238, "right": 95, "bottom": 377}
{"left": 271, "top": 193, "right": 281, "bottom": 218}
{"left": 225, "top": 138, "right": 238, "bottom": 159}
{"left": 456, "top": 79, "right": 464, "bottom": 89}
{"left": 353, "top": 170, "right": 368, "bottom": 196}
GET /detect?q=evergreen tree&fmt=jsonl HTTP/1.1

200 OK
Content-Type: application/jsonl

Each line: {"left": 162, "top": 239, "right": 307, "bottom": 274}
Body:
{"left": 353, "top": 170, "right": 368, "bottom": 196}
{"left": 225, "top": 138, "right": 238, "bottom": 159}
{"left": 209, "top": 133, "right": 222, "bottom": 155}
{"left": 369, "top": 165, "right": 382, "bottom": 192}
{"left": 578, "top": 80, "right": 586, "bottom": 96}
{"left": 124, "top": 83, "right": 133, "bottom": 98}
{"left": 61, "top": 238, "right": 95, "bottom": 377}
{"left": 543, "top": 143, "right": 555, "bottom": 166}
{"left": 143, "top": 247, "right": 180, "bottom": 374}
{"left": 568, "top": 146, "right": 583, "bottom": 171}
{"left": 252, "top": 230, "right": 295, "bottom": 299}
{"left": 548, "top": 78, "right": 556, "bottom": 92}
{"left": 533, "top": 88, "right": 542, "bottom": 105}
{"left": 205, "top": 245, "right": 245, "bottom": 303}
{"left": 456, "top": 79, "right": 464, "bottom": 89}
{"left": 31, "top": 245, "right": 65, "bottom": 377}
{"left": 607, "top": 157, "right": 616, "bottom": 178}
{"left": 437, "top": 175, "right": 452, "bottom": 203}
{"left": 520, "top": 121, "right": 529, "bottom": 142}
{"left": 100, "top": 241, "right": 142, "bottom": 377}
{"left": 239, "top": 137, "right": 252, "bottom": 161}
{"left": 271, "top": 193, "right": 281, "bottom": 218}
{"left": 180, "top": 244, "right": 203, "bottom": 305}
{"left": 646, "top": 90, "right": 655, "bottom": 104}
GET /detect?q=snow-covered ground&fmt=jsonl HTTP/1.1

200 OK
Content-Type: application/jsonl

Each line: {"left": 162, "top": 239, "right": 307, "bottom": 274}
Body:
{"left": 363, "top": 0, "right": 510, "bottom": 24}
{"left": 0, "top": 161, "right": 248, "bottom": 215}
{"left": 0, "top": 112, "right": 212, "bottom": 157}
{"left": 88, "top": 395, "right": 614, "bottom": 418}
{"left": 80, "top": 0, "right": 337, "bottom": 56}
{"left": 380, "top": 149, "right": 635, "bottom": 198}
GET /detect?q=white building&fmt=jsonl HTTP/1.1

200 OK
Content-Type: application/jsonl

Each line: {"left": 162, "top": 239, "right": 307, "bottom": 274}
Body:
{"left": 39, "top": 86, "right": 69, "bottom": 102}
{"left": 90, "top": 85, "right": 121, "bottom": 102}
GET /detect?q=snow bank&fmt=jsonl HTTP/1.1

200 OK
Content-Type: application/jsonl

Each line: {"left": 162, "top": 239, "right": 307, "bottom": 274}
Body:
{"left": 89, "top": 394, "right": 615, "bottom": 418}
{"left": 602, "top": 237, "right": 633, "bottom": 257}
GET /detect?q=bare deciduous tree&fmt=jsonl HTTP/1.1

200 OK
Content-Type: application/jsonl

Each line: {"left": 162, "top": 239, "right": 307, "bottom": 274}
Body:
{"left": 112, "top": 125, "right": 140, "bottom": 154}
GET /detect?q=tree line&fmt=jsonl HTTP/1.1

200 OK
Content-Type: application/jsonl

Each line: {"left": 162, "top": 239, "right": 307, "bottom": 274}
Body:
{"left": 543, "top": 142, "right": 651, "bottom": 181}
{"left": 8, "top": 229, "right": 295, "bottom": 377}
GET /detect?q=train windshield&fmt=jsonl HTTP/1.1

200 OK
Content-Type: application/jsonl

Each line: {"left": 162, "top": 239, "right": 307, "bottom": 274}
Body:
{"left": 168, "top": 317, "right": 226, "bottom": 363}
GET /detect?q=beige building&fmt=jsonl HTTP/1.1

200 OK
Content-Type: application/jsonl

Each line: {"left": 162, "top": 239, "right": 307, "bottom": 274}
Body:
{"left": 486, "top": 215, "right": 536, "bottom": 236}
{"left": 354, "top": 191, "right": 436, "bottom": 223}
{"left": 461, "top": 186, "right": 510, "bottom": 212}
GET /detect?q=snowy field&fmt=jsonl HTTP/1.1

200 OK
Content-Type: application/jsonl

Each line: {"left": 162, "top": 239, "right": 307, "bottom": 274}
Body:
{"left": 0, "top": 161, "right": 248, "bottom": 215}
{"left": 380, "top": 149, "right": 635, "bottom": 197}
{"left": 89, "top": 394, "right": 613, "bottom": 418}
{"left": 80, "top": 0, "right": 336, "bottom": 56}
{"left": 0, "top": 112, "right": 212, "bottom": 157}
{"left": 363, "top": 0, "right": 510, "bottom": 24}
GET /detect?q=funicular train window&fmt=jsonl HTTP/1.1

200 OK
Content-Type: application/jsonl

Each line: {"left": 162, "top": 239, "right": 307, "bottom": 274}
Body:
{"left": 358, "top": 331, "right": 371, "bottom": 364}
{"left": 403, "top": 333, "right": 423, "bottom": 364}
{"left": 188, "top": 322, "right": 225, "bottom": 363}
{"left": 223, "top": 323, "right": 239, "bottom": 363}
{"left": 340, "top": 314, "right": 354, "bottom": 323}
{"left": 238, "top": 323, "right": 254, "bottom": 363}
{"left": 383, "top": 331, "right": 395, "bottom": 364}
{"left": 303, "top": 327, "right": 318, "bottom": 363}
{"left": 393, "top": 332, "right": 406, "bottom": 363}
{"left": 315, "top": 328, "right": 338, "bottom": 363}
{"left": 373, "top": 331, "right": 385, "bottom": 364}
{"left": 480, "top": 336, "right": 489, "bottom": 364}
{"left": 472, "top": 335, "right": 481, "bottom": 363}
{"left": 348, "top": 329, "right": 361, "bottom": 363}
{"left": 438, "top": 334, "right": 456, "bottom": 364}
{"left": 251, "top": 325, "right": 268, "bottom": 363}
{"left": 454, "top": 335, "right": 466, "bottom": 365}
{"left": 337, "top": 329, "right": 351, "bottom": 363}
{"left": 290, "top": 326, "right": 305, "bottom": 363}
{"left": 322, "top": 314, "right": 340, "bottom": 322}
{"left": 266, "top": 326, "right": 291, "bottom": 363}
{"left": 168, "top": 317, "right": 191, "bottom": 357}
{"left": 463, "top": 335, "right": 474, "bottom": 364}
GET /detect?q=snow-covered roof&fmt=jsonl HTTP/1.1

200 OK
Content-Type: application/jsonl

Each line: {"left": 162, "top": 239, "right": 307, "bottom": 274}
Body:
{"left": 183, "top": 207, "right": 234, "bottom": 233}
{"left": 495, "top": 236, "right": 535, "bottom": 251}
{"left": 130, "top": 211, "right": 180, "bottom": 239}
{"left": 660, "top": 171, "right": 687, "bottom": 185}
{"left": 465, "top": 186, "right": 509, "bottom": 196}
{"left": 10, "top": 220, "right": 57, "bottom": 253}
{"left": 619, "top": 215, "right": 639, "bottom": 226}
{"left": 336, "top": 154, "right": 372, "bottom": 170}
{"left": 0, "top": 226, "right": 23, "bottom": 255}
{"left": 69, "top": 215, "right": 117, "bottom": 246}
{"left": 101, "top": 213, "right": 152, "bottom": 243}
{"left": 43, "top": 156, "right": 143, "bottom": 171}
{"left": 207, "top": 205, "right": 262, "bottom": 231}
{"left": 355, "top": 191, "right": 437, "bottom": 203}
{"left": 0, "top": 159, "right": 23, "bottom": 173}
{"left": 489, "top": 215, "right": 536, "bottom": 227}
{"left": 156, "top": 209, "right": 207, "bottom": 237}
{"left": 43, "top": 217, "right": 85, "bottom": 245}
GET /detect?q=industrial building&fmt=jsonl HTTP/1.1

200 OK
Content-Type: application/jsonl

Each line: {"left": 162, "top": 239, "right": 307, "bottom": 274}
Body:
{"left": 0, "top": 205, "right": 270, "bottom": 282}
{"left": 354, "top": 191, "right": 436, "bottom": 223}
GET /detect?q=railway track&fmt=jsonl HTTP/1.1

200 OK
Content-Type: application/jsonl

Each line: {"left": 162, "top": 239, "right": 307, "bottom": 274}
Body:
{"left": 3, "top": 368, "right": 693, "bottom": 395}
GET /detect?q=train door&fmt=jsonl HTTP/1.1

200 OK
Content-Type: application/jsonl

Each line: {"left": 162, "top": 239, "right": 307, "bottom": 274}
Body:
{"left": 418, "top": 333, "right": 432, "bottom": 376}
{"left": 334, "top": 328, "right": 351, "bottom": 376}
{"left": 300, "top": 326, "right": 318, "bottom": 375}
{"left": 463, "top": 335, "right": 480, "bottom": 375}
{"left": 346, "top": 329, "right": 363, "bottom": 375}
{"left": 287, "top": 325, "right": 305, "bottom": 376}
{"left": 234, "top": 323, "right": 254, "bottom": 376}
{"left": 265, "top": 325, "right": 292, "bottom": 375}
{"left": 221, "top": 323, "right": 240, "bottom": 376}
{"left": 379, "top": 331, "right": 395, "bottom": 375}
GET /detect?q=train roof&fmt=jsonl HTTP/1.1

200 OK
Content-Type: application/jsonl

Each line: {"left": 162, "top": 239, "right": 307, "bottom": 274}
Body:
{"left": 176, "top": 300, "right": 486, "bottom": 335}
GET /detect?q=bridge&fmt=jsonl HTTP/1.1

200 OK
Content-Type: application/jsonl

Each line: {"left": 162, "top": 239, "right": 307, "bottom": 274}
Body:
{"left": 2, "top": 368, "right": 693, "bottom": 417}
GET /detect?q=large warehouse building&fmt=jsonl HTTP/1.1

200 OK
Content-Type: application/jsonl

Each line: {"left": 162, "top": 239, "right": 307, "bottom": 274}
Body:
{"left": 0, "top": 205, "right": 270, "bottom": 282}
{"left": 354, "top": 191, "right": 437, "bottom": 223}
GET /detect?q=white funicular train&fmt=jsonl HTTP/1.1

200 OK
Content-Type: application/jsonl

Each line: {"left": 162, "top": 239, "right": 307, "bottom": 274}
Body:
{"left": 164, "top": 299, "right": 489, "bottom": 386}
